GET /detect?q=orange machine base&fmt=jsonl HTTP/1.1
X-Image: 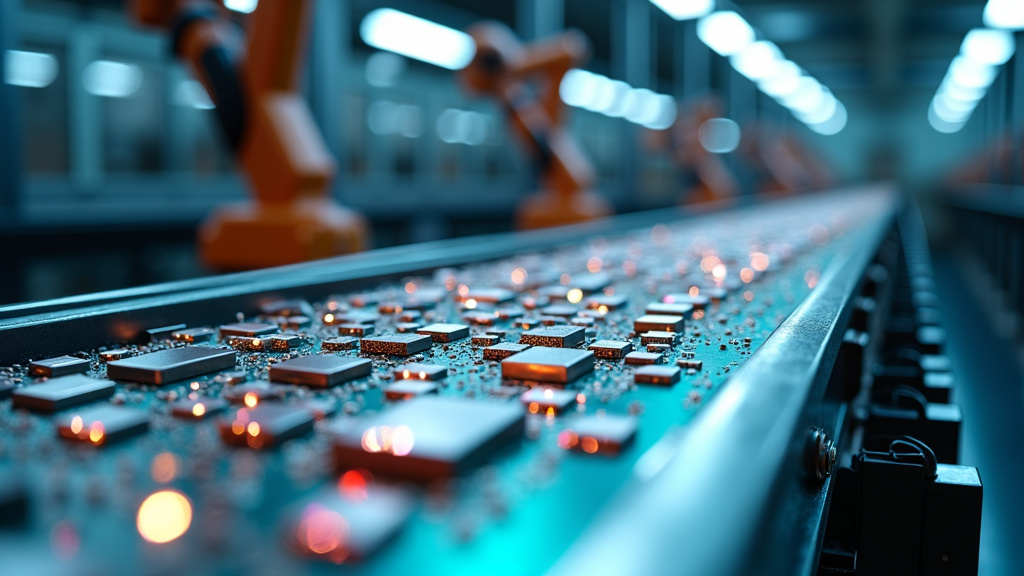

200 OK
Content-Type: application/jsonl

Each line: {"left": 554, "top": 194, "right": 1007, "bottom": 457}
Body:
{"left": 515, "top": 190, "right": 613, "bottom": 230}
{"left": 198, "top": 198, "right": 369, "bottom": 270}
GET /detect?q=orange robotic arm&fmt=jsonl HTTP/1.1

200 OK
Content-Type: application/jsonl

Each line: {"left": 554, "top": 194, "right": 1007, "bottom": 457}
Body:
{"left": 132, "top": 0, "right": 367, "bottom": 269}
{"left": 460, "top": 23, "right": 611, "bottom": 230}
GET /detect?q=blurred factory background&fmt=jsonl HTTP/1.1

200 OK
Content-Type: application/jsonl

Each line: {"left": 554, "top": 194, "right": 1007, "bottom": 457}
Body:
{"left": 0, "top": 0, "right": 1015, "bottom": 302}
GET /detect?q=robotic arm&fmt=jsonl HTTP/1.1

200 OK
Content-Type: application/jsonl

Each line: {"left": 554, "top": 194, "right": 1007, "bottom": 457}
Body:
{"left": 460, "top": 23, "right": 611, "bottom": 230}
{"left": 132, "top": 0, "right": 367, "bottom": 269}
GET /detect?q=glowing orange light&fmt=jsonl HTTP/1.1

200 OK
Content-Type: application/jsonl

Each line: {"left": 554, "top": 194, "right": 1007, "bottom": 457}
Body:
{"left": 405, "top": 282, "right": 417, "bottom": 293}
{"left": 418, "top": 371, "right": 427, "bottom": 379}
{"left": 338, "top": 470, "right": 369, "bottom": 501}
{"left": 805, "top": 270, "right": 820, "bottom": 289}
{"left": 296, "top": 505, "right": 349, "bottom": 558}
{"left": 192, "top": 403, "right": 206, "bottom": 417}
{"left": 151, "top": 452, "right": 179, "bottom": 484}
{"left": 700, "top": 254, "right": 721, "bottom": 273}
{"left": 464, "top": 298, "right": 478, "bottom": 309}
{"left": 190, "top": 381, "right": 200, "bottom": 391}
{"left": 567, "top": 289, "right": 584, "bottom": 304}
{"left": 543, "top": 388, "right": 554, "bottom": 399}
{"left": 750, "top": 252, "right": 770, "bottom": 271}
{"left": 247, "top": 422, "right": 261, "bottom": 437}
{"left": 546, "top": 407, "right": 555, "bottom": 417}
{"left": 689, "top": 286, "right": 700, "bottom": 297}
{"left": 576, "top": 393, "right": 586, "bottom": 404}
{"left": 244, "top": 392, "right": 259, "bottom": 408}
{"left": 457, "top": 284, "right": 469, "bottom": 297}
{"left": 88, "top": 423, "right": 105, "bottom": 444}
{"left": 587, "top": 257, "right": 602, "bottom": 273}
{"left": 740, "top": 268, "right": 754, "bottom": 283}
{"left": 323, "top": 313, "right": 335, "bottom": 324}
{"left": 529, "top": 402, "right": 539, "bottom": 414}
{"left": 712, "top": 264, "right": 727, "bottom": 280}
{"left": 557, "top": 430, "right": 579, "bottom": 449}
{"left": 597, "top": 305, "right": 609, "bottom": 314}
{"left": 581, "top": 437, "right": 599, "bottom": 454}
{"left": 137, "top": 490, "right": 192, "bottom": 544}
{"left": 70, "top": 415, "right": 83, "bottom": 435}
{"left": 402, "top": 370, "right": 411, "bottom": 379}
{"left": 510, "top": 267, "right": 527, "bottom": 284}
{"left": 231, "top": 421, "right": 245, "bottom": 435}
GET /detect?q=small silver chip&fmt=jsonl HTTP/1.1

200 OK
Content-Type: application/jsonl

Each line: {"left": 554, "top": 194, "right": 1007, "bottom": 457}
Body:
{"left": 625, "top": 352, "right": 663, "bottom": 365}
{"left": 322, "top": 336, "right": 359, "bottom": 352}
{"left": 13, "top": 375, "right": 115, "bottom": 412}
{"left": 269, "top": 355, "right": 372, "bottom": 387}
{"left": 107, "top": 347, "right": 237, "bottom": 385}
{"left": 384, "top": 380, "right": 439, "bottom": 400}
{"left": 501, "top": 347, "right": 594, "bottom": 383}
{"left": 58, "top": 405, "right": 149, "bottom": 445}
{"left": 219, "top": 405, "right": 315, "bottom": 449}
{"left": 633, "top": 314, "right": 685, "bottom": 333}
{"left": 29, "top": 356, "right": 90, "bottom": 378}
{"left": 558, "top": 414, "right": 637, "bottom": 456}
{"left": 219, "top": 322, "right": 279, "bottom": 338}
{"left": 645, "top": 302, "right": 694, "bottom": 316}
{"left": 634, "top": 365, "right": 681, "bottom": 386}
{"left": 331, "top": 396, "right": 525, "bottom": 481}
{"left": 361, "top": 334, "right": 432, "bottom": 356}
{"left": 483, "top": 343, "right": 531, "bottom": 361}
{"left": 588, "top": 340, "right": 633, "bottom": 359}
{"left": 393, "top": 363, "right": 447, "bottom": 381}
{"left": 640, "top": 331, "right": 679, "bottom": 345}
{"left": 417, "top": 323, "right": 470, "bottom": 343}
{"left": 519, "top": 326, "right": 585, "bottom": 348}
{"left": 521, "top": 387, "right": 577, "bottom": 414}
{"left": 172, "top": 327, "right": 215, "bottom": 343}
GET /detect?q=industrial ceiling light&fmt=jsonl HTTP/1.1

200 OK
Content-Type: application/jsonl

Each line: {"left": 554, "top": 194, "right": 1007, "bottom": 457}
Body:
{"left": 4, "top": 50, "right": 58, "bottom": 88}
{"left": 224, "top": 0, "right": 257, "bottom": 14}
{"left": 939, "top": 78, "right": 985, "bottom": 104}
{"left": 650, "top": 0, "right": 715, "bottom": 21}
{"left": 948, "top": 56, "right": 997, "bottom": 90}
{"left": 960, "top": 28, "right": 1015, "bottom": 66}
{"left": 796, "top": 91, "right": 837, "bottom": 125}
{"left": 807, "top": 101, "right": 847, "bottom": 136}
{"left": 697, "top": 11, "right": 755, "bottom": 56}
{"left": 930, "top": 96, "right": 971, "bottom": 124}
{"left": 780, "top": 76, "right": 824, "bottom": 114}
{"left": 359, "top": 8, "right": 475, "bottom": 70}
{"left": 984, "top": 0, "right": 1024, "bottom": 30}
{"left": 82, "top": 60, "right": 143, "bottom": 98}
{"left": 928, "top": 105, "right": 964, "bottom": 133}
{"left": 698, "top": 117, "right": 741, "bottom": 153}
{"left": 730, "top": 41, "right": 782, "bottom": 81}
{"left": 758, "top": 60, "right": 801, "bottom": 98}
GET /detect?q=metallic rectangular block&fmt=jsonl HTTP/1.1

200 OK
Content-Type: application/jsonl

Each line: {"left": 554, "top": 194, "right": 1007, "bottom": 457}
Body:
{"left": 269, "top": 355, "right": 371, "bottom": 387}
{"left": 501, "top": 347, "right": 594, "bottom": 383}
{"left": 107, "top": 347, "right": 237, "bottom": 385}
{"left": 12, "top": 374, "right": 115, "bottom": 412}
